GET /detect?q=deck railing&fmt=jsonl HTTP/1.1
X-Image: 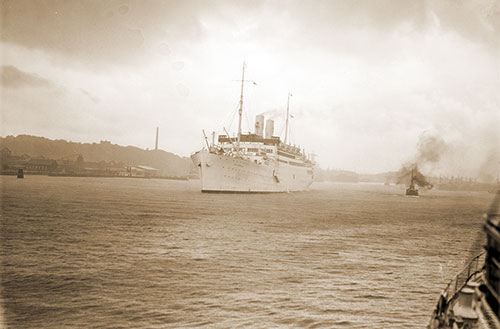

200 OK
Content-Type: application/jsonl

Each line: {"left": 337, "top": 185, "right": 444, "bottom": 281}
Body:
{"left": 429, "top": 251, "right": 486, "bottom": 328}
{"left": 442, "top": 251, "right": 485, "bottom": 304}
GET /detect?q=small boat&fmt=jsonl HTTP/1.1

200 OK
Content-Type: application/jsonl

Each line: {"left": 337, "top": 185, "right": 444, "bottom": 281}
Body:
{"left": 406, "top": 169, "right": 419, "bottom": 196}
{"left": 17, "top": 168, "right": 24, "bottom": 179}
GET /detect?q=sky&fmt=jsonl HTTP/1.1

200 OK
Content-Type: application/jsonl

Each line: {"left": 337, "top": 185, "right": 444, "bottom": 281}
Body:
{"left": 1, "top": 0, "right": 499, "bottom": 177}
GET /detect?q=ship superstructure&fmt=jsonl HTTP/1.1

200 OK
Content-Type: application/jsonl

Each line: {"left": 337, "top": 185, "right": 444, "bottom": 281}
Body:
{"left": 406, "top": 169, "right": 419, "bottom": 196}
{"left": 428, "top": 189, "right": 500, "bottom": 328}
{"left": 191, "top": 64, "right": 315, "bottom": 193}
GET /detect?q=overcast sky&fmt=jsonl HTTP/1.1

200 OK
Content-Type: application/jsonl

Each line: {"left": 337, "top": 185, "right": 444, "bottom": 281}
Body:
{"left": 1, "top": 0, "right": 499, "bottom": 176}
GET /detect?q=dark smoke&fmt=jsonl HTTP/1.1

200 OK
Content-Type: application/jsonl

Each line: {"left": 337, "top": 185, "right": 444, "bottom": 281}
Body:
{"left": 397, "top": 165, "right": 433, "bottom": 188}
{"left": 258, "top": 108, "right": 285, "bottom": 120}
{"left": 397, "top": 132, "right": 447, "bottom": 189}
{"left": 477, "top": 146, "right": 500, "bottom": 183}
{"left": 416, "top": 132, "right": 447, "bottom": 163}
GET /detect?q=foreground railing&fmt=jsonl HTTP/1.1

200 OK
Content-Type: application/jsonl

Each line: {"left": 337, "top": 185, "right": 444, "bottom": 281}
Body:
{"left": 443, "top": 251, "right": 485, "bottom": 304}
{"left": 429, "top": 251, "right": 485, "bottom": 328}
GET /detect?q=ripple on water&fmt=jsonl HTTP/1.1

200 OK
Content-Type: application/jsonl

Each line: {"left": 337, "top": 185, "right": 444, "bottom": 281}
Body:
{"left": 1, "top": 177, "right": 492, "bottom": 328}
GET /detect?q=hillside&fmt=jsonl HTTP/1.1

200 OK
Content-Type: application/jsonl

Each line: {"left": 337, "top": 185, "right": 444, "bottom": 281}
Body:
{"left": 0, "top": 135, "right": 194, "bottom": 177}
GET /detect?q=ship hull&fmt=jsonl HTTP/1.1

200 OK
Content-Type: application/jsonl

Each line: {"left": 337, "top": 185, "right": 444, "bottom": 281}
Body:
{"left": 405, "top": 188, "right": 419, "bottom": 196}
{"left": 191, "top": 150, "right": 313, "bottom": 193}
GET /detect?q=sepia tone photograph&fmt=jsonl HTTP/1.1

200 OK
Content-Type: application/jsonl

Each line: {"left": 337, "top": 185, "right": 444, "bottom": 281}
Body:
{"left": 1, "top": 0, "right": 499, "bottom": 328}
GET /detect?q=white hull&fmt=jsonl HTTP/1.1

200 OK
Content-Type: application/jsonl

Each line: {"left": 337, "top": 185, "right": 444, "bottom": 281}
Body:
{"left": 191, "top": 150, "right": 313, "bottom": 193}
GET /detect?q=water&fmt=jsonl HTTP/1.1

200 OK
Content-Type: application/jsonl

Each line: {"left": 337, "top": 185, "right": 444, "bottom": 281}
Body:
{"left": 0, "top": 176, "right": 493, "bottom": 328}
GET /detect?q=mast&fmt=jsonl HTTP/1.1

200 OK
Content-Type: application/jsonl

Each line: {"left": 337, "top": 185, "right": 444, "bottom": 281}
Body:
{"left": 284, "top": 93, "right": 292, "bottom": 144}
{"left": 237, "top": 62, "right": 245, "bottom": 153}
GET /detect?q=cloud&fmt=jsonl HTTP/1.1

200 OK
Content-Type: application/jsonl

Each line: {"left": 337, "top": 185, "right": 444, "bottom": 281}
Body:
{"left": 78, "top": 88, "right": 101, "bottom": 104}
{"left": 0, "top": 65, "right": 55, "bottom": 89}
{"left": 216, "top": 0, "right": 499, "bottom": 63}
{"left": 0, "top": 1, "right": 498, "bottom": 175}
{"left": 0, "top": 0, "right": 206, "bottom": 67}
{"left": 2, "top": 0, "right": 497, "bottom": 72}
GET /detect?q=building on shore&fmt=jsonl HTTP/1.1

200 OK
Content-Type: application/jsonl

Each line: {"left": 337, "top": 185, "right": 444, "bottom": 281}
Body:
{"left": 124, "top": 165, "right": 159, "bottom": 178}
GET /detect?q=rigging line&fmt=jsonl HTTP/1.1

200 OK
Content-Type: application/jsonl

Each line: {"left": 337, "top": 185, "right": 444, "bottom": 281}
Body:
{"left": 278, "top": 123, "right": 285, "bottom": 141}
{"left": 225, "top": 102, "right": 240, "bottom": 135}
{"left": 289, "top": 128, "right": 295, "bottom": 146}
{"left": 221, "top": 103, "right": 235, "bottom": 129}
{"left": 244, "top": 105, "right": 251, "bottom": 134}
{"left": 225, "top": 102, "right": 238, "bottom": 121}
{"left": 242, "top": 85, "right": 253, "bottom": 134}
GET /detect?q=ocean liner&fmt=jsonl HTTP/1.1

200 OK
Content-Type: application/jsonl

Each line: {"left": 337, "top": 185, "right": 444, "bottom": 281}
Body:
{"left": 191, "top": 64, "right": 315, "bottom": 193}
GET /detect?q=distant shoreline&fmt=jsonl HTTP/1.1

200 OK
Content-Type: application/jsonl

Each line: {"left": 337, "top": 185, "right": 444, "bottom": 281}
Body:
{"left": 1, "top": 172, "right": 196, "bottom": 180}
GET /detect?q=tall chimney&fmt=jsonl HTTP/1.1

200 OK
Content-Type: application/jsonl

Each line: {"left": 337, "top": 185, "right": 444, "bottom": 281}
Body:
{"left": 255, "top": 115, "right": 264, "bottom": 137}
{"left": 265, "top": 119, "right": 274, "bottom": 139}
{"left": 155, "top": 127, "right": 159, "bottom": 150}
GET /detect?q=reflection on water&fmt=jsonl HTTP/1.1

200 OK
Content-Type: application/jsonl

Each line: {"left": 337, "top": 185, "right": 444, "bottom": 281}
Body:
{"left": 1, "top": 176, "right": 492, "bottom": 328}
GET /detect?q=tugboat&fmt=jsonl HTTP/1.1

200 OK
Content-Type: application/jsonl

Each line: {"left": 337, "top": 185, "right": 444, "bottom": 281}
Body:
{"left": 428, "top": 189, "right": 500, "bottom": 328}
{"left": 406, "top": 169, "right": 419, "bottom": 196}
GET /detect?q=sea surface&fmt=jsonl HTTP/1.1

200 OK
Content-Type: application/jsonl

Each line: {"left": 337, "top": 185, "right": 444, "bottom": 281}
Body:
{"left": 0, "top": 176, "right": 494, "bottom": 328}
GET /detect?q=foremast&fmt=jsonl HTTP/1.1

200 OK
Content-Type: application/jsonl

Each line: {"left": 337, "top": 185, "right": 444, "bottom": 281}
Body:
{"left": 237, "top": 62, "right": 246, "bottom": 153}
{"left": 284, "top": 92, "right": 292, "bottom": 144}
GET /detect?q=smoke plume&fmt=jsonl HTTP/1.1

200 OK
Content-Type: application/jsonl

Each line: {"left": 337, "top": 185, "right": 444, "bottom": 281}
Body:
{"left": 397, "top": 132, "right": 448, "bottom": 189}
{"left": 258, "top": 108, "right": 284, "bottom": 120}
{"left": 416, "top": 132, "right": 447, "bottom": 164}
{"left": 397, "top": 165, "right": 433, "bottom": 188}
